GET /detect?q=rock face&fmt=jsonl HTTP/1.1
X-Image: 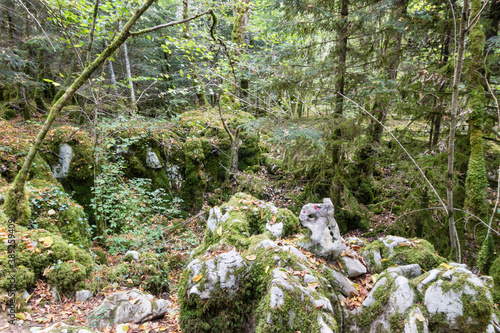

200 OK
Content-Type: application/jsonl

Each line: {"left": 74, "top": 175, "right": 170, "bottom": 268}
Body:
{"left": 86, "top": 289, "right": 169, "bottom": 329}
{"left": 145, "top": 148, "right": 162, "bottom": 169}
{"left": 53, "top": 143, "right": 73, "bottom": 179}
{"left": 178, "top": 194, "right": 499, "bottom": 333}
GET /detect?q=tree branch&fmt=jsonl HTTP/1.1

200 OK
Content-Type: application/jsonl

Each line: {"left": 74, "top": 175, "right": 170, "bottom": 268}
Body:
{"left": 129, "top": 10, "right": 212, "bottom": 36}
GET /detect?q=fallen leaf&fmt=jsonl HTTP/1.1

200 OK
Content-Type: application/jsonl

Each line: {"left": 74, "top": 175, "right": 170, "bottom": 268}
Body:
{"left": 398, "top": 242, "right": 411, "bottom": 247}
{"left": 281, "top": 272, "right": 288, "bottom": 279}
{"left": 216, "top": 225, "right": 223, "bottom": 236}
{"left": 415, "top": 313, "right": 426, "bottom": 322}
{"left": 15, "top": 313, "right": 26, "bottom": 320}
{"left": 265, "top": 266, "right": 270, "bottom": 273}
{"left": 246, "top": 255, "right": 257, "bottom": 261}
{"left": 38, "top": 236, "right": 53, "bottom": 248}
{"left": 307, "top": 282, "right": 319, "bottom": 290}
{"left": 315, "top": 304, "right": 324, "bottom": 309}
{"left": 193, "top": 274, "right": 203, "bottom": 282}
{"left": 71, "top": 266, "right": 80, "bottom": 272}
{"left": 271, "top": 215, "right": 277, "bottom": 223}
{"left": 439, "top": 263, "right": 453, "bottom": 270}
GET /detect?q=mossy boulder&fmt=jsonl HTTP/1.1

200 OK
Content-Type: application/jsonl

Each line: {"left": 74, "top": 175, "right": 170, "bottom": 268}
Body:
{"left": 360, "top": 236, "right": 446, "bottom": 274}
{"left": 88, "top": 252, "right": 169, "bottom": 295}
{"left": 179, "top": 194, "right": 343, "bottom": 333}
{"left": 0, "top": 222, "right": 94, "bottom": 295}
{"left": 42, "top": 126, "right": 95, "bottom": 222}
{"left": 194, "top": 193, "right": 300, "bottom": 257}
{"left": 346, "top": 263, "right": 495, "bottom": 332}
{"left": 26, "top": 180, "right": 91, "bottom": 248}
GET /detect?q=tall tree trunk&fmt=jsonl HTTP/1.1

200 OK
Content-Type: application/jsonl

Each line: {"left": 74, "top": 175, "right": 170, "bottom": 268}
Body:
{"left": 334, "top": 0, "right": 349, "bottom": 115}
{"left": 465, "top": 0, "right": 488, "bottom": 221}
{"left": 4, "top": 0, "right": 14, "bottom": 44}
{"left": 447, "top": 0, "right": 469, "bottom": 262}
{"left": 122, "top": 39, "right": 136, "bottom": 112}
{"left": 183, "top": 0, "right": 208, "bottom": 107}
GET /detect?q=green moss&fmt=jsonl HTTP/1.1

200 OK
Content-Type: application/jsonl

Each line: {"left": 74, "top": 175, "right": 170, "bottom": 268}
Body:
{"left": 27, "top": 180, "right": 91, "bottom": 248}
{"left": 94, "top": 253, "right": 169, "bottom": 295}
{"left": 42, "top": 127, "right": 95, "bottom": 223}
{"left": 477, "top": 235, "right": 495, "bottom": 274}
{"left": 0, "top": 265, "right": 34, "bottom": 292}
{"left": 91, "top": 248, "right": 108, "bottom": 265}
{"left": 0, "top": 226, "right": 93, "bottom": 295}
{"left": 363, "top": 238, "right": 445, "bottom": 274}
{"left": 489, "top": 255, "right": 500, "bottom": 304}
{"left": 183, "top": 138, "right": 207, "bottom": 211}
{"left": 238, "top": 131, "right": 261, "bottom": 171}
{"left": 1, "top": 108, "right": 17, "bottom": 120}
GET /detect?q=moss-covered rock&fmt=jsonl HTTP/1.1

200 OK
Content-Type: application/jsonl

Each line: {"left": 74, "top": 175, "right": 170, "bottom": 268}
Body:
{"left": 26, "top": 180, "right": 91, "bottom": 248}
{"left": 88, "top": 252, "right": 169, "bottom": 295}
{"left": 0, "top": 221, "right": 94, "bottom": 295}
{"left": 361, "top": 236, "right": 445, "bottom": 274}
{"left": 42, "top": 126, "right": 95, "bottom": 223}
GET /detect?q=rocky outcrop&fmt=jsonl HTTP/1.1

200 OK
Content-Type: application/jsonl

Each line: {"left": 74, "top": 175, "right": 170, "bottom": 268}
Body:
{"left": 178, "top": 195, "right": 500, "bottom": 333}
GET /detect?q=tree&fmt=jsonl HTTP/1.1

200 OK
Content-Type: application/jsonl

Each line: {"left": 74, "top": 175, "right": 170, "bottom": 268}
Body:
{"left": 3, "top": 0, "right": 215, "bottom": 224}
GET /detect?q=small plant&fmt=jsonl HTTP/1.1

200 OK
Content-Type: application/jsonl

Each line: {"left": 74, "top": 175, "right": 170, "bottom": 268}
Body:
{"left": 91, "top": 135, "right": 182, "bottom": 254}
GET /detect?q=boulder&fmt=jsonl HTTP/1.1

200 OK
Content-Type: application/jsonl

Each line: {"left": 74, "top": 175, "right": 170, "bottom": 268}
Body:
{"left": 76, "top": 290, "right": 93, "bottom": 303}
{"left": 298, "top": 198, "right": 346, "bottom": 260}
{"left": 360, "top": 236, "right": 445, "bottom": 274}
{"left": 86, "top": 289, "right": 169, "bottom": 329}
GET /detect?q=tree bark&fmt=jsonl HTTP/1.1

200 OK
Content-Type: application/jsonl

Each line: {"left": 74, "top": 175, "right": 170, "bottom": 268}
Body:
{"left": 465, "top": 0, "right": 488, "bottom": 221}
{"left": 334, "top": 0, "right": 349, "bottom": 115}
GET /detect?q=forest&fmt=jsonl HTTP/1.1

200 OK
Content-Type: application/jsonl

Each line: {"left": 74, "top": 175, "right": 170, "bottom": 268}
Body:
{"left": 0, "top": 0, "right": 500, "bottom": 331}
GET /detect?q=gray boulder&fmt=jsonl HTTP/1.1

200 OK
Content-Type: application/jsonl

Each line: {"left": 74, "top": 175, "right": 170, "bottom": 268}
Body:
{"left": 86, "top": 289, "right": 169, "bottom": 329}
{"left": 298, "top": 198, "right": 347, "bottom": 260}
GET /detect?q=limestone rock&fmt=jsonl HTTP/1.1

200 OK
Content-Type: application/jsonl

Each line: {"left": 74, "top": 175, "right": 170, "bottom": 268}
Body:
{"left": 86, "top": 289, "right": 169, "bottom": 329}
{"left": 360, "top": 236, "right": 445, "bottom": 274}
{"left": 53, "top": 143, "right": 73, "bottom": 179}
{"left": 145, "top": 148, "right": 162, "bottom": 169}
{"left": 298, "top": 198, "right": 346, "bottom": 259}
{"left": 76, "top": 290, "right": 93, "bottom": 303}
{"left": 341, "top": 256, "right": 367, "bottom": 278}
{"left": 124, "top": 250, "right": 139, "bottom": 261}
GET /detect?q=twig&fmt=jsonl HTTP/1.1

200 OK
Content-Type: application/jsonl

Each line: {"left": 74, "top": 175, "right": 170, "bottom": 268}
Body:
{"left": 15, "top": 0, "right": 56, "bottom": 51}
{"left": 182, "top": 210, "right": 205, "bottom": 226}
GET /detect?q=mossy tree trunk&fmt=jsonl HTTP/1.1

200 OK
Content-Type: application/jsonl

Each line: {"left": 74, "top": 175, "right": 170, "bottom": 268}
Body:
{"left": 447, "top": 0, "right": 469, "bottom": 262}
{"left": 464, "top": 0, "right": 489, "bottom": 222}
{"left": 4, "top": 0, "right": 213, "bottom": 224}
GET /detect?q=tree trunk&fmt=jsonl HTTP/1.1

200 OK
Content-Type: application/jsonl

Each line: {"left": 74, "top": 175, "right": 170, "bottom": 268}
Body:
{"left": 122, "top": 37, "right": 136, "bottom": 112}
{"left": 447, "top": 0, "right": 469, "bottom": 262}
{"left": 183, "top": 0, "right": 209, "bottom": 107}
{"left": 465, "top": 0, "right": 488, "bottom": 221}
{"left": 334, "top": 0, "right": 348, "bottom": 115}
